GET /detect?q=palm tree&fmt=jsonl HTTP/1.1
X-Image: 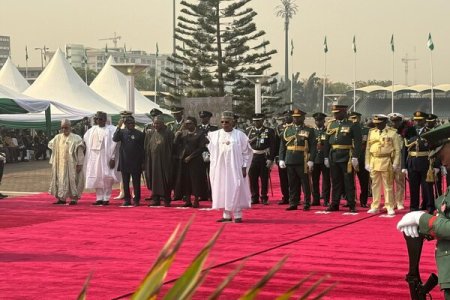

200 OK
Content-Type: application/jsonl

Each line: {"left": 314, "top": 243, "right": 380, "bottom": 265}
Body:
{"left": 275, "top": 0, "right": 298, "bottom": 83}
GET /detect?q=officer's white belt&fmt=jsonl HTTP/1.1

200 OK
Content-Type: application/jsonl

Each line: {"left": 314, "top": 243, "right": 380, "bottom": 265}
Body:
{"left": 252, "top": 148, "right": 269, "bottom": 155}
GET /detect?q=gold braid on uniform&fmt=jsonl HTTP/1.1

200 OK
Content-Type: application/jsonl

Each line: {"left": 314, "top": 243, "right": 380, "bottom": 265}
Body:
{"left": 283, "top": 124, "right": 296, "bottom": 146}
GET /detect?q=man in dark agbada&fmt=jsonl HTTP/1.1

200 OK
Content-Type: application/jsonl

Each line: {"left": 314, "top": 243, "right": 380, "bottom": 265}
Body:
{"left": 397, "top": 122, "right": 450, "bottom": 299}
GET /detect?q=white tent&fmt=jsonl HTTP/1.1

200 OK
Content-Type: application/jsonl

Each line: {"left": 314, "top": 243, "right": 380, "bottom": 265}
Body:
{"left": 0, "top": 57, "right": 30, "bottom": 92}
{"left": 24, "top": 48, "right": 122, "bottom": 115}
{"left": 90, "top": 56, "right": 169, "bottom": 116}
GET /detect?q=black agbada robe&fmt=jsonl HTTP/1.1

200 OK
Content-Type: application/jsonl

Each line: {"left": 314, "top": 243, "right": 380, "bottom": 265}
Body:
{"left": 144, "top": 127, "right": 174, "bottom": 199}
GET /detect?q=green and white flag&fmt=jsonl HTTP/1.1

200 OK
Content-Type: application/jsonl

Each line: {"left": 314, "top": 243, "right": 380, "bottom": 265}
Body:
{"left": 427, "top": 33, "right": 434, "bottom": 51}
{"left": 290, "top": 39, "right": 294, "bottom": 56}
{"left": 390, "top": 34, "right": 394, "bottom": 52}
{"left": 83, "top": 49, "right": 88, "bottom": 64}
{"left": 323, "top": 36, "right": 328, "bottom": 53}
{"left": 156, "top": 42, "right": 159, "bottom": 57}
{"left": 352, "top": 36, "right": 356, "bottom": 53}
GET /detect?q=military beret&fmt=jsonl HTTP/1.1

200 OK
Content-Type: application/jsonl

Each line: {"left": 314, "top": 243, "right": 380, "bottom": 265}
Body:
{"left": 291, "top": 108, "right": 306, "bottom": 117}
{"left": 388, "top": 112, "right": 404, "bottom": 121}
{"left": 422, "top": 122, "right": 450, "bottom": 157}
{"left": 252, "top": 113, "right": 265, "bottom": 121}
{"left": 150, "top": 108, "right": 163, "bottom": 117}
{"left": 331, "top": 104, "right": 348, "bottom": 113}
{"left": 199, "top": 111, "right": 212, "bottom": 118}
{"left": 170, "top": 106, "right": 184, "bottom": 114}
{"left": 348, "top": 111, "right": 362, "bottom": 118}
{"left": 312, "top": 112, "right": 327, "bottom": 120}
{"left": 372, "top": 114, "right": 388, "bottom": 124}
{"left": 413, "top": 111, "right": 428, "bottom": 120}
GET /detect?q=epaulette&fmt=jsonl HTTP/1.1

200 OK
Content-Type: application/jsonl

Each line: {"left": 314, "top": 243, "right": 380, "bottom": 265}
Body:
{"left": 166, "top": 121, "right": 175, "bottom": 125}
{"left": 284, "top": 123, "right": 293, "bottom": 128}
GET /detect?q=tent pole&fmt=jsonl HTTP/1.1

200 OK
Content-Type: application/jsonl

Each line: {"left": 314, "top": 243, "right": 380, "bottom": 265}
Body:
{"left": 45, "top": 106, "right": 51, "bottom": 137}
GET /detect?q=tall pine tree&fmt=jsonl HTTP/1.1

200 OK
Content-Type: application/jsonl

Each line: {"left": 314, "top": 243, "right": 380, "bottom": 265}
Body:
{"left": 162, "top": 0, "right": 278, "bottom": 117}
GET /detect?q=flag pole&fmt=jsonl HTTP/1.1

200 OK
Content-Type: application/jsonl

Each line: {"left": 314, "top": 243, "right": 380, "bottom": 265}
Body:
{"left": 430, "top": 50, "right": 434, "bottom": 114}
{"left": 290, "top": 39, "right": 293, "bottom": 110}
{"left": 322, "top": 42, "right": 327, "bottom": 113}
{"left": 25, "top": 46, "right": 28, "bottom": 80}
{"left": 352, "top": 35, "right": 356, "bottom": 112}
{"left": 391, "top": 35, "right": 395, "bottom": 113}
{"left": 154, "top": 58, "right": 158, "bottom": 103}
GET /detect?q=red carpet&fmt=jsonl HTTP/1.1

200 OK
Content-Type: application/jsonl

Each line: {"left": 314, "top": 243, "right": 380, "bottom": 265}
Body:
{"left": 0, "top": 168, "right": 443, "bottom": 300}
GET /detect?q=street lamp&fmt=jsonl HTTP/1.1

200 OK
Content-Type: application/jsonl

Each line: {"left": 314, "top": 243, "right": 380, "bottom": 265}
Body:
{"left": 244, "top": 74, "right": 271, "bottom": 114}
{"left": 111, "top": 63, "right": 149, "bottom": 114}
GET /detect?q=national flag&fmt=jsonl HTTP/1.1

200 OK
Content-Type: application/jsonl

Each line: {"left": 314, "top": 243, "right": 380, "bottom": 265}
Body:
{"left": 427, "top": 33, "right": 434, "bottom": 51}
{"left": 390, "top": 34, "right": 394, "bottom": 52}
{"left": 156, "top": 42, "right": 159, "bottom": 57}
{"left": 323, "top": 36, "right": 328, "bottom": 53}
{"left": 352, "top": 36, "right": 356, "bottom": 53}
{"left": 123, "top": 44, "right": 127, "bottom": 59}
{"left": 43, "top": 45, "right": 47, "bottom": 63}
{"left": 83, "top": 49, "right": 88, "bottom": 64}
{"left": 290, "top": 39, "right": 294, "bottom": 56}
{"left": 25, "top": 46, "right": 29, "bottom": 61}
{"left": 105, "top": 44, "right": 109, "bottom": 54}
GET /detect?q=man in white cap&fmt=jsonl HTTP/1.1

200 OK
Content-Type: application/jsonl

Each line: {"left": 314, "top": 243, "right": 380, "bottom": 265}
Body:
{"left": 48, "top": 119, "right": 85, "bottom": 205}
{"left": 365, "top": 114, "right": 401, "bottom": 215}
{"left": 84, "top": 111, "right": 120, "bottom": 206}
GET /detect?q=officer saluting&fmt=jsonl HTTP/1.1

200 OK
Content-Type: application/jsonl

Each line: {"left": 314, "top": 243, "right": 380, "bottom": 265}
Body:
{"left": 246, "top": 113, "right": 276, "bottom": 205}
{"left": 279, "top": 108, "right": 316, "bottom": 211}
{"left": 311, "top": 112, "right": 330, "bottom": 207}
{"left": 324, "top": 104, "right": 362, "bottom": 213}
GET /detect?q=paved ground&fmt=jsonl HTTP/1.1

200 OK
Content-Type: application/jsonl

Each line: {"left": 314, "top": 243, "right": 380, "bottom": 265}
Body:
{"left": 0, "top": 160, "right": 120, "bottom": 197}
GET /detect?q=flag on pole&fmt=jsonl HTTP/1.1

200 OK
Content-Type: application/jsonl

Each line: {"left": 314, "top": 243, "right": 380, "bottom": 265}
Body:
{"left": 156, "top": 42, "right": 159, "bottom": 57}
{"left": 352, "top": 36, "right": 356, "bottom": 53}
{"left": 25, "top": 46, "right": 29, "bottom": 61}
{"left": 105, "top": 44, "right": 108, "bottom": 54}
{"left": 323, "top": 36, "right": 328, "bottom": 53}
{"left": 123, "top": 44, "right": 127, "bottom": 59}
{"left": 290, "top": 39, "right": 294, "bottom": 56}
{"left": 83, "top": 49, "right": 88, "bottom": 64}
{"left": 427, "top": 33, "right": 434, "bottom": 51}
{"left": 390, "top": 34, "right": 394, "bottom": 52}
{"left": 43, "top": 45, "right": 47, "bottom": 63}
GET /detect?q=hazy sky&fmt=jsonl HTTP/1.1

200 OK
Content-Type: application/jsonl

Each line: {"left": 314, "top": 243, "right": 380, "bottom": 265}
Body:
{"left": 2, "top": 0, "right": 450, "bottom": 85}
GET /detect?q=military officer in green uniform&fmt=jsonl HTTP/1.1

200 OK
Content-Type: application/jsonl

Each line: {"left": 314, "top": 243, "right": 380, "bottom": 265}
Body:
{"left": 349, "top": 111, "right": 370, "bottom": 208}
{"left": 311, "top": 112, "right": 330, "bottom": 207}
{"left": 397, "top": 122, "right": 450, "bottom": 299}
{"left": 246, "top": 113, "right": 276, "bottom": 205}
{"left": 279, "top": 109, "right": 316, "bottom": 211}
{"left": 274, "top": 111, "right": 292, "bottom": 205}
{"left": 324, "top": 104, "right": 362, "bottom": 213}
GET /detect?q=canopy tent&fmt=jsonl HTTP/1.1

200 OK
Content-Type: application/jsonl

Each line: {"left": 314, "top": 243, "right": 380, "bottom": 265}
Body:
{"left": 0, "top": 57, "right": 30, "bottom": 92}
{"left": 90, "top": 56, "right": 169, "bottom": 122}
{"left": 24, "top": 48, "right": 122, "bottom": 115}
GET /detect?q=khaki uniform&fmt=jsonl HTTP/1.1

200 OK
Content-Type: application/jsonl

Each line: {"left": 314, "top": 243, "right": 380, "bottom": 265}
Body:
{"left": 365, "top": 126, "right": 401, "bottom": 210}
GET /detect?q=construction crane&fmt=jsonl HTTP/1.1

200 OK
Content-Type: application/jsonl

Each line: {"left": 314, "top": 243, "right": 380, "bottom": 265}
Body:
{"left": 401, "top": 52, "right": 418, "bottom": 86}
{"left": 99, "top": 32, "right": 121, "bottom": 48}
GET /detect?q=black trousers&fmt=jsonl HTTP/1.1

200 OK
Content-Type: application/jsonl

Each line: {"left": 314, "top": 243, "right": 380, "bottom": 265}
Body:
{"left": 330, "top": 162, "right": 356, "bottom": 209}
{"left": 408, "top": 169, "right": 430, "bottom": 211}
{"left": 356, "top": 168, "right": 370, "bottom": 205}
{"left": 312, "top": 163, "right": 330, "bottom": 204}
{"left": 122, "top": 171, "right": 141, "bottom": 202}
{"left": 277, "top": 162, "right": 289, "bottom": 201}
{"left": 0, "top": 160, "right": 4, "bottom": 183}
{"left": 249, "top": 154, "right": 269, "bottom": 201}
{"left": 287, "top": 164, "right": 311, "bottom": 206}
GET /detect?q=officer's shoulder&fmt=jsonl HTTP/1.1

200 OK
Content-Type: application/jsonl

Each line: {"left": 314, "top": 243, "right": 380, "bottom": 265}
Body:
{"left": 387, "top": 127, "right": 397, "bottom": 132}
{"left": 369, "top": 127, "right": 377, "bottom": 132}
{"left": 166, "top": 120, "right": 175, "bottom": 125}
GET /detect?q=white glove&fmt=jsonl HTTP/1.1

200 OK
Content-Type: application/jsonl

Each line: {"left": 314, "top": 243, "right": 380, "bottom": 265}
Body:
{"left": 266, "top": 160, "right": 273, "bottom": 169}
{"left": 401, "top": 225, "right": 420, "bottom": 238}
{"left": 401, "top": 169, "right": 408, "bottom": 175}
{"left": 434, "top": 168, "right": 440, "bottom": 175}
{"left": 279, "top": 160, "right": 286, "bottom": 169}
{"left": 396, "top": 211, "right": 426, "bottom": 235}
{"left": 324, "top": 158, "right": 330, "bottom": 168}
{"left": 392, "top": 164, "right": 399, "bottom": 172}
{"left": 307, "top": 161, "right": 314, "bottom": 171}
{"left": 351, "top": 158, "right": 359, "bottom": 169}
{"left": 441, "top": 166, "right": 448, "bottom": 176}
{"left": 365, "top": 165, "right": 371, "bottom": 172}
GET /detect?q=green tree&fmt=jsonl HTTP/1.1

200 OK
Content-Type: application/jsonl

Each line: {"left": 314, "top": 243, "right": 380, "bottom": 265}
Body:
{"left": 162, "top": 0, "right": 278, "bottom": 117}
{"left": 74, "top": 68, "right": 98, "bottom": 85}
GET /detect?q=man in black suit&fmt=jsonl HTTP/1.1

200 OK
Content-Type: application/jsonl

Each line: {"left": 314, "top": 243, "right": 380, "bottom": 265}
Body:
{"left": 113, "top": 116, "right": 145, "bottom": 207}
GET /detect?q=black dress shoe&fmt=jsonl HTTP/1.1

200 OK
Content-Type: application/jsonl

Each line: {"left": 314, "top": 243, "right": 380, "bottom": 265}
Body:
{"left": 69, "top": 200, "right": 77, "bottom": 205}
{"left": 303, "top": 205, "right": 311, "bottom": 211}
{"left": 53, "top": 199, "right": 66, "bottom": 205}
{"left": 216, "top": 218, "right": 232, "bottom": 223}
{"left": 251, "top": 199, "right": 260, "bottom": 204}
{"left": 234, "top": 218, "right": 243, "bottom": 223}
{"left": 262, "top": 200, "right": 269, "bottom": 205}
{"left": 121, "top": 201, "right": 132, "bottom": 207}
{"left": 286, "top": 206, "right": 298, "bottom": 211}
{"left": 349, "top": 207, "right": 357, "bottom": 213}
{"left": 342, "top": 204, "right": 349, "bottom": 208}
{"left": 183, "top": 201, "right": 193, "bottom": 207}
{"left": 0, "top": 193, "right": 8, "bottom": 199}
{"left": 102, "top": 201, "right": 109, "bottom": 206}
{"left": 164, "top": 200, "right": 171, "bottom": 207}
{"left": 326, "top": 206, "right": 339, "bottom": 212}
{"left": 278, "top": 200, "right": 289, "bottom": 205}
{"left": 92, "top": 201, "right": 103, "bottom": 206}
{"left": 311, "top": 201, "right": 320, "bottom": 206}
{"left": 360, "top": 203, "right": 368, "bottom": 208}
{"left": 323, "top": 201, "right": 329, "bottom": 207}
{"left": 148, "top": 200, "right": 161, "bottom": 206}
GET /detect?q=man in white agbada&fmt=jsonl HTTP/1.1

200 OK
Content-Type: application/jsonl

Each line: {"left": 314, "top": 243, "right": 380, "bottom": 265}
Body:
{"left": 84, "top": 111, "right": 120, "bottom": 205}
{"left": 48, "top": 119, "right": 85, "bottom": 205}
{"left": 208, "top": 111, "right": 253, "bottom": 223}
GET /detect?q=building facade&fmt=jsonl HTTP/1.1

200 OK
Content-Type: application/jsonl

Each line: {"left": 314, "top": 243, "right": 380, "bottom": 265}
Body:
{"left": 0, "top": 36, "right": 11, "bottom": 68}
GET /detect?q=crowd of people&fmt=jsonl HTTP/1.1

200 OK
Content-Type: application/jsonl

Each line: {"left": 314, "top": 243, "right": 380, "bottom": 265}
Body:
{"left": 11, "top": 104, "right": 444, "bottom": 224}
